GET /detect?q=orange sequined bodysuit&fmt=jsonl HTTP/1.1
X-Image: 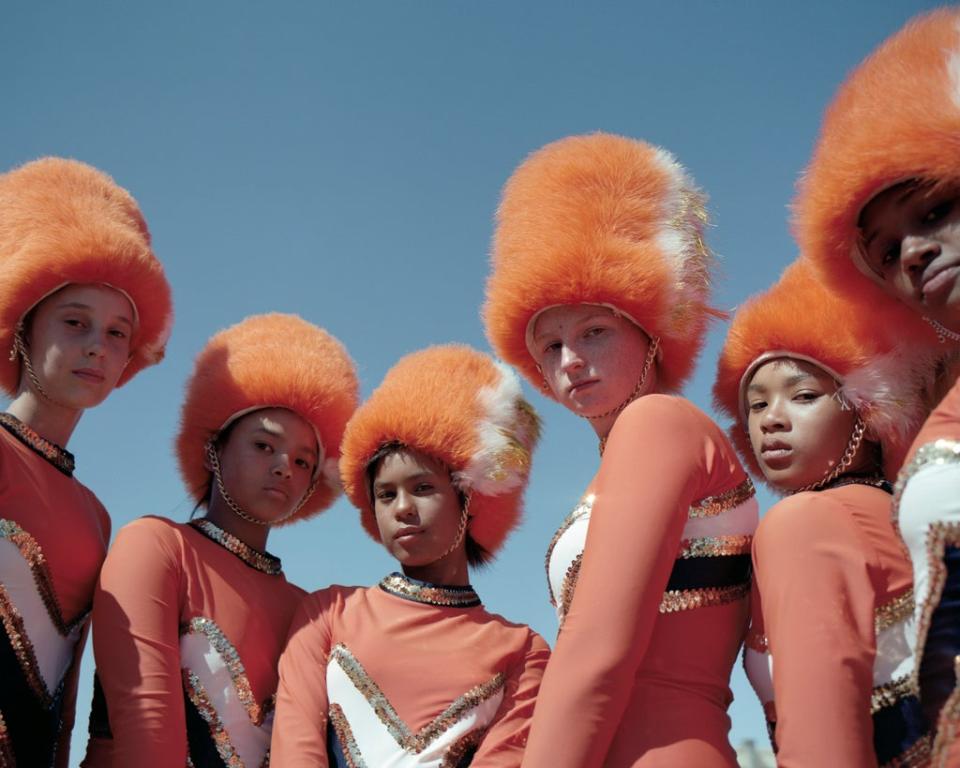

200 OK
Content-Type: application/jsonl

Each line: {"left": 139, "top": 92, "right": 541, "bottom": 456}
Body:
{"left": 82, "top": 517, "right": 305, "bottom": 768}
{"left": 0, "top": 416, "right": 110, "bottom": 768}
{"left": 527, "top": 395, "right": 758, "bottom": 767}
{"left": 270, "top": 573, "right": 550, "bottom": 767}
{"left": 744, "top": 483, "right": 929, "bottom": 768}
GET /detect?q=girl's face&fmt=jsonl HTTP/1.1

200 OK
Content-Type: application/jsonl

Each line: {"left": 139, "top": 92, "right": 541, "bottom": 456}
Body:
{"left": 530, "top": 304, "right": 656, "bottom": 417}
{"left": 746, "top": 358, "right": 862, "bottom": 492}
{"left": 24, "top": 283, "right": 135, "bottom": 409}
{"left": 858, "top": 181, "right": 960, "bottom": 330}
{"left": 215, "top": 408, "right": 318, "bottom": 524}
{"left": 372, "top": 448, "right": 467, "bottom": 580}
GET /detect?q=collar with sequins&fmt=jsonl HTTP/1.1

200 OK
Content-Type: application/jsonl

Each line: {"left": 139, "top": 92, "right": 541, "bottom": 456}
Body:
{"left": 819, "top": 474, "right": 893, "bottom": 495}
{"left": 0, "top": 412, "right": 75, "bottom": 477}
{"left": 189, "top": 518, "right": 282, "bottom": 575}
{"left": 378, "top": 572, "right": 481, "bottom": 608}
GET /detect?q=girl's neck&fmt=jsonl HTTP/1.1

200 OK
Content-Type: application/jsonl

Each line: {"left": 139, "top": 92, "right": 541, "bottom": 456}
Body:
{"left": 204, "top": 494, "right": 270, "bottom": 552}
{"left": 6, "top": 390, "right": 81, "bottom": 447}
{"left": 401, "top": 551, "right": 471, "bottom": 587}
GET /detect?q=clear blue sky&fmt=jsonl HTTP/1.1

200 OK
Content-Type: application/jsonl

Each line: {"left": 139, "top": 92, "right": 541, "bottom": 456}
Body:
{"left": 1, "top": 1, "right": 940, "bottom": 763}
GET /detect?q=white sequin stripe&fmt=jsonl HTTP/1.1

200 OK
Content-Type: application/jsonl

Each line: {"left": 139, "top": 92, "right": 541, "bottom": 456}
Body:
{"left": 180, "top": 630, "right": 272, "bottom": 768}
{"left": 0, "top": 538, "right": 81, "bottom": 698}
{"left": 326, "top": 651, "right": 504, "bottom": 767}
{"left": 681, "top": 496, "right": 759, "bottom": 540}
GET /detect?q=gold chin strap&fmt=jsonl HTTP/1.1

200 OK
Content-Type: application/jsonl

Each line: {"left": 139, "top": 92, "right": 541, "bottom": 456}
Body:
{"left": 9, "top": 323, "right": 64, "bottom": 407}
{"left": 587, "top": 336, "right": 660, "bottom": 423}
{"left": 204, "top": 440, "right": 319, "bottom": 527}
{"left": 790, "top": 417, "right": 868, "bottom": 494}
{"left": 925, "top": 316, "right": 960, "bottom": 345}
{"left": 437, "top": 494, "right": 471, "bottom": 560}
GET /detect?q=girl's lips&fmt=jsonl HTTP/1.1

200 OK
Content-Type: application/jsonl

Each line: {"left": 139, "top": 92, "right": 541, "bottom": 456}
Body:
{"left": 922, "top": 265, "right": 960, "bottom": 301}
{"left": 569, "top": 379, "right": 598, "bottom": 395}
{"left": 73, "top": 369, "right": 105, "bottom": 383}
{"left": 263, "top": 486, "right": 289, "bottom": 500}
{"left": 394, "top": 528, "right": 422, "bottom": 542}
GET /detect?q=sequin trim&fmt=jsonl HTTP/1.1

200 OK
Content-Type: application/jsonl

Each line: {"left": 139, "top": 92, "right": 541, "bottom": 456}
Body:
{"left": 183, "top": 669, "right": 246, "bottom": 767}
{"left": 0, "top": 709, "right": 13, "bottom": 768}
{"left": 0, "top": 412, "right": 75, "bottom": 476}
{"left": 330, "top": 643, "right": 505, "bottom": 752}
{"left": 0, "top": 583, "right": 59, "bottom": 705}
{"left": 181, "top": 617, "right": 272, "bottom": 725}
{"left": 378, "top": 573, "right": 480, "bottom": 608}
{"left": 875, "top": 589, "right": 914, "bottom": 634}
{"left": 556, "top": 554, "right": 582, "bottom": 621}
{"left": 329, "top": 703, "right": 363, "bottom": 768}
{"left": 745, "top": 628, "right": 768, "bottom": 654}
{"left": 440, "top": 727, "right": 485, "bottom": 767}
{"left": 0, "top": 518, "right": 86, "bottom": 634}
{"left": 871, "top": 675, "right": 915, "bottom": 715}
{"left": 189, "top": 519, "right": 282, "bottom": 576}
{"left": 678, "top": 535, "right": 752, "bottom": 559}
{"left": 688, "top": 478, "right": 755, "bottom": 518}
{"left": 912, "top": 522, "right": 960, "bottom": 694}
{"left": 892, "top": 439, "right": 960, "bottom": 528}
{"left": 885, "top": 733, "right": 933, "bottom": 768}
{"left": 931, "top": 655, "right": 960, "bottom": 767}
{"left": 544, "top": 495, "right": 593, "bottom": 606}
{"left": 659, "top": 583, "right": 750, "bottom": 614}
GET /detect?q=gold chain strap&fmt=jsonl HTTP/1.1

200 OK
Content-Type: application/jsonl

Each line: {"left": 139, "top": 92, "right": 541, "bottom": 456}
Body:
{"left": 791, "top": 417, "right": 868, "bottom": 494}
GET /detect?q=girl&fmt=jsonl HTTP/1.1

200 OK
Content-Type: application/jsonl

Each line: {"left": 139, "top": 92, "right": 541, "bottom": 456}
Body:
{"left": 794, "top": 9, "right": 960, "bottom": 761}
{"left": 0, "top": 157, "right": 172, "bottom": 767}
{"left": 483, "top": 133, "right": 758, "bottom": 767}
{"left": 714, "top": 259, "right": 933, "bottom": 767}
{"left": 271, "top": 344, "right": 550, "bottom": 767}
{"left": 84, "top": 313, "right": 358, "bottom": 767}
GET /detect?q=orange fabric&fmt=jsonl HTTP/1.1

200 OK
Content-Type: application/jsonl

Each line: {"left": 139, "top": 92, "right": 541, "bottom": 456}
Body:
{"left": 0, "top": 157, "right": 173, "bottom": 395}
{"left": 0, "top": 427, "right": 110, "bottom": 768}
{"left": 271, "top": 583, "right": 550, "bottom": 767}
{"left": 86, "top": 517, "right": 305, "bottom": 767}
{"left": 752, "top": 484, "right": 912, "bottom": 767}
{"left": 523, "top": 395, "right": 750, "bottom": 767}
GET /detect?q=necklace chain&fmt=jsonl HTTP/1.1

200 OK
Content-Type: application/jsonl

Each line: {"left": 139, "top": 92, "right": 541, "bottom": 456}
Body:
{"left": 790, "top": 417, "right": 868, "bottom": 494}
{"left": 0, "top": 412, "right": 75, "bottom": 476}
{"left": 925, "top": 316, "right": 960, "bottom": 344}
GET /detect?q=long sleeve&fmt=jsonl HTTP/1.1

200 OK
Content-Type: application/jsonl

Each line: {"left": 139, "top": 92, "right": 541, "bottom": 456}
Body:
{"left": 522, "top": 396, "right": 706, "bottom": 767}
{"left": 92, "top": 517, "right": 186, "bottom": 767}
{"left": 271, "top": 596, "right": 334, "bottom": 767}
{"left": 472, "top": 632, "right": 550, "bottom": 766}
{"left": 753, "top": 494, "right": 878, "bottom": 768}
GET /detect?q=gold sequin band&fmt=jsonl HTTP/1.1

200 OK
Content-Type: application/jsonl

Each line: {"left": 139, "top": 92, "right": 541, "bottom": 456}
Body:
{"left": 745, "top": 628, "right": 768, "bottom": 654}
{"left": 0, "top": 519, "right": 86, "bottom": 636}
{"left": 329, "top": 703, "right": 364, "bottom": 768}
{"left": 544, "top": 495, "right": 593, "bottom": 606}
{"left": 688, "top": 478, "right": 755, "bottom": 518}
{"left": 441, "top": 728, "right": 486, "bottom": 767}
{"left": 913, "top": 521, "right": 960, "bottom": 695}
{"left": 0, "top": 709, "right": 13, "bottom": 768}
{"left": 189, "top": 519, "right": 282, "bottom": 576}
{"left": 659, "top": 582, "right": 750, "bottom": 614}
{"left": 331, "top": 643, "right": 504, "bottom": 752}
{"left": 875, "top": 589, "right": 915, "bottom": 634}
{"left": 182, "top": 669, "right": 249, "bottom": 768}
{"left": 0, "top": 412, "right": 75, "bottom": 476}
{"left": 181, "top": 617, "right": 271, "bottom": 725}
{"left": 678, "top": 535, "right": 752, "bottom": 559}
{"left": 871, "top": 675, "right": 916, "bottom": 715}
{"left": 378, "top": 573, "right": 480, "bottom": 608}
{"left": 883, "top": 734, "right": 933, "bottom": 768}
{"left": 556, "top": 554, "right": 582, "bottom": 622}
{"left": 931, "top": 655, "right": 960, "bottom": 767}
{"left": 0, "top": 585, "right": 54, "bottom": 706}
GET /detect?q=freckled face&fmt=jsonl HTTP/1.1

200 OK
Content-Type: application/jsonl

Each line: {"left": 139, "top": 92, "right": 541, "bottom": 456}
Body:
{"left": 24, "top": 283, "right": 135, "bottom": 409}
{"left": 745, "top": 358, "right": 859, "bottom": 492}
{"left": 858, "top": 181, "right": 960, "bottom": 330}
{"left": 530, "top": 304, "right": 655, "bottom": 417}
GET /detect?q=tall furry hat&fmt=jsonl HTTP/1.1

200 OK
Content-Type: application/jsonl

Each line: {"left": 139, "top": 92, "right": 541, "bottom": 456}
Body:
{"left": 0, "top": 157, "right": 173, "bottom": 396}
{"left": 339, "top": 344, "right": 541, "bottom": 557}
{"left": 793, "top": 8, "right": 960, "bottom": 345}
{"left": 484, "top": 132, "right": 718, "bottom": 395}
{"left": 714, "top": 260, "right": 935, "bottom": 481}
{"left": 177, "top": 313, "right": 359, "bottom": 524}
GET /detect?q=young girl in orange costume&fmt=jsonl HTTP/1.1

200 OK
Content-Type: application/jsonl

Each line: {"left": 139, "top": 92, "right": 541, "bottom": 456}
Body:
{"left": 794, "top": 9, "right": 960, "bottom": 762}
{"left": 83, "top": 313, "right": 358, "bottom": 768}
{"left": 483, "top": 133, "right": 757, "bottom": 767}
{"left": 271, "top": 344, "right": 549, "bottom": 767}
{"left": 0, "top": 158, "right": 172, "bottom": 768}
{"left": 715, "top": 259, "right": 934, "bottom": 767}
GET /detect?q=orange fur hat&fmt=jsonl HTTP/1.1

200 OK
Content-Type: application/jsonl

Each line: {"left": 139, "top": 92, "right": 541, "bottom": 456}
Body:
{"left": 339, "top": 345, "right": 541, "bottom": 557}
{"left": 793, "top": 8, "right": 960, "bottom": 345}
{"left": 484, "top": 132, "right": 717, "bottom": 395}
{"left": 714, "top": 260, "right": 935, "bottom": 482}
{"left": 0, "top": 157, "right": 173, "bottom": 396}
{"left": 177, "top": 313, "right": 359, "bottom": 524}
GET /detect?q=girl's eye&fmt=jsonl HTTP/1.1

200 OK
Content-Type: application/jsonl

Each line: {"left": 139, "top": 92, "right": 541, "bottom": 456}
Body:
{"left": 794, "top": 391, "right": 821, "bottom": 402}
{"left": 108, "top": 328, "right": 127, "bottom": 339}
{"left": 748, "top": 401, "right": 766, "bottom": 412}
{"left": 64, "top": 318, "right": 85, "bottom": 329}
{"left": 542, "top": 341, "right": 561, "bottom": 355}
{"left": 295, "top": 458, "right": 312, "bottom": 470}
{"left": 415, "top": 483, "right": 435, "bottom": 493}
{"left": 880, "top": 242, "right": 901, "bottom": 267}
{"left": 584, "top": 326, "right": 606, "bottom": 339}
{"left": 376, "top": 490, "right": 395, "bottom": 501}
{"left": 255, "top": 442, "right": 273, "bottom": 453}
{"left": 923, "top": 201, "right": 953, "bottom": 225}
